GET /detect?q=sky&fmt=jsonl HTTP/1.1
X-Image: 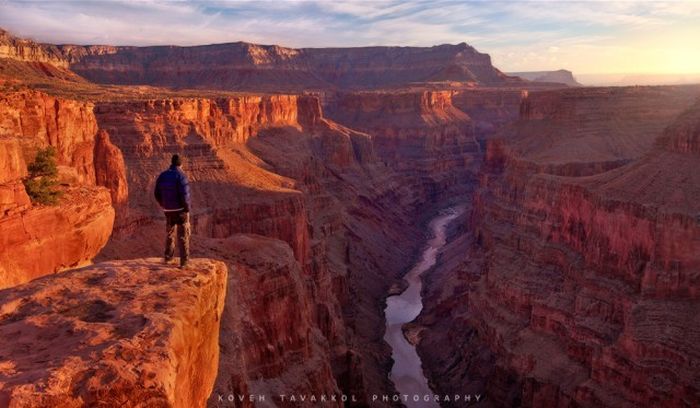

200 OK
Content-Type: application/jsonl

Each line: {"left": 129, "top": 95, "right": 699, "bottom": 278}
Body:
{"left": 1, "top": 0, "right": 699, "bottom": 76}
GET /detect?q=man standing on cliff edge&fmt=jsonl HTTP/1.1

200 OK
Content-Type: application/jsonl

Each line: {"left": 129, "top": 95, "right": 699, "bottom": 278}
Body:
{"left": 154, "top": 154, "right": 191, "bottom": 268}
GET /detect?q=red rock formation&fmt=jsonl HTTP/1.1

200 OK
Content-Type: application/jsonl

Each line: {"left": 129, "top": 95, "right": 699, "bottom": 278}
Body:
{"left": 0, "top": 187, "right": 114, "bottom": 290}
{"left": 417, "top": 87, "right": 700, "bottom": 407}
{"left": 0, "top": 90, "right": 123, "bottom": 289}
{"left": 325, "top": 90, "right": 482, "bottom": 210}
{"left": 206, "top": 234, "right": 341, "bottom": 407}
{"left": 0, "top": 28, "right": 69, "bottom": 68}
{"left": 0, "top": 258, "right": 227, "bottom": 408}
{"left": 0, "top": 139, "right": 30, "bottom": 216}
{"left": 450, "top": 88, "right": 526, "bottom": 136}
{"left": 499, "top": 85, "right": 700, "bottom": 176}
{"left": 0, "top": 90, "right": 99, "bottom": 184}
{"left": 90, "top": 91, "right": 429, "bottom": 405}
{"left": 93, "top": 129, "right": 128, "bottom": 210}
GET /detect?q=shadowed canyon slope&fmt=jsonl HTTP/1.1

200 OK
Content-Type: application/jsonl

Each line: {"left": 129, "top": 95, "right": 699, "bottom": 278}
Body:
{"left": 416, "top": 86, "right": 700, "bottom": 407}
{"left": 1, "top": 27, "right": 700, "bottom": 408}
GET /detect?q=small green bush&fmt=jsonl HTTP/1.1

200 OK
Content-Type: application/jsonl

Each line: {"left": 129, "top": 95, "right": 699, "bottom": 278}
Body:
{"left": 23, "top": 146, "right": 62, "bottom": 205}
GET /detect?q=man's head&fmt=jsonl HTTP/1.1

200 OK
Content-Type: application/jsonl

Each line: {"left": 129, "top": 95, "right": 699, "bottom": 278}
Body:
{"left": 171, "top": 154, "right": 182, "bottom": 167}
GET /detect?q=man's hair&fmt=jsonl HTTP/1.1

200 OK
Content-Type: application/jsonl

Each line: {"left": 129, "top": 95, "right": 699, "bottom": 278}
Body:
{"left": 171, "top": 154, "right": 182, "bottom": 167}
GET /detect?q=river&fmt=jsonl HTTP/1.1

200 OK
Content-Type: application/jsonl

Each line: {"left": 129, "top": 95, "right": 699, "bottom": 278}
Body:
{"left": 384, "top": 207, "right": 465, "bottom": 407}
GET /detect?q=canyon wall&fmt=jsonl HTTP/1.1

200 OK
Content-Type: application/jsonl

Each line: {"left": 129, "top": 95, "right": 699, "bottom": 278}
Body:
{"left": 89, "top": 92, "right": 432, "bottom": 405}
{"left": 325, "top": 90, "right": 482, "bottom": 212}
{"left": 450, "top": 88, "right": 526, "bottom": 137}
{"left": 508, "top": 86, "right": 700, "bottom": 175}
{"left": 0, "top": 29, "right": 84, "bottom": 82}
{"left": 0, "top": 90, "right": 124, "bottom": 289}
{"left": 0, "top": 28, "right": 68, "bottom": 68}
{"left": 89, "top": 85, "right": 526, "bottom": 405}
{"left": 0, "top": 258, "right": 227, "bottom": 408}
{"left": 417, "top": 87, "right": 700, "bottom": 407}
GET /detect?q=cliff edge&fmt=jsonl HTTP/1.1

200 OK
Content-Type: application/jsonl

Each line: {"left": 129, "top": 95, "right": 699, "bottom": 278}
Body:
{"left": 0, "top": 258, "right": 227, "bottom": 408}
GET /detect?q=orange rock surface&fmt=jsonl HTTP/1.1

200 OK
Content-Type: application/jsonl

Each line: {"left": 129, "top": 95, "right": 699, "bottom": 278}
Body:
{"left": 0, "top": 258, "right": 227, "bottom": 408}
{"left": 0, "top": 90, "right": 123, "bottom": 289}
{"left": 0, "top": 187, "right": 114, "bottom": 290}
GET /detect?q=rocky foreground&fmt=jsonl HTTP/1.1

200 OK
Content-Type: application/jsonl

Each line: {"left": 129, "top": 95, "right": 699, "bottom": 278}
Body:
{"left": 0, "top": 258, "right": 227, "bottom": 407}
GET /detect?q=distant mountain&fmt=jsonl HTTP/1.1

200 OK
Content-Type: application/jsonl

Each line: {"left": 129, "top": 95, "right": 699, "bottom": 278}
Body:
{"left": 508, "top": 69, "right": 582, "bottom": 87}
{"left": 576, "top": 73, "right": 700, "bottom": 86}
{"left": 0, "top": 28, "right": 524, "bottom": 91}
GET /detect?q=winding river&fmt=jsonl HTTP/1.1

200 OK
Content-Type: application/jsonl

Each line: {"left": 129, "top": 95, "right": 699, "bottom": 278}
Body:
{"left": 384, "top": 207, "right": 465, "bottom": 407}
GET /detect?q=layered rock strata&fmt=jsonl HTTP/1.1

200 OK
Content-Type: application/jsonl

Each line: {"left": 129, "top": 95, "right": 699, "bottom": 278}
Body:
{"left": 417, "top": 87, "right": 700, "bottom": 407}
{"left": 90, "top": 92, "right": 432, "bottom": 405}
{"left": 324, "top": 90, "right": 482, "bottom": 211}
{"left": 67, "top": 42, "right": 517, "bottom": 91}
{"left": 0, "top": 90, "right": 124, "bottom": 289}
{"left": 0, "top": 29, "right": 522, "bottom": 91}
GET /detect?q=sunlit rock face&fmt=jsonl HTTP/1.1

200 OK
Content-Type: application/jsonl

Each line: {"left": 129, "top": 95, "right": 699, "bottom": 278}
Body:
{"left": 0, "top": 258, "right": 227, "bottom": 408}
{"left": 0, "top": 90, "right": 120, "bottom": 289}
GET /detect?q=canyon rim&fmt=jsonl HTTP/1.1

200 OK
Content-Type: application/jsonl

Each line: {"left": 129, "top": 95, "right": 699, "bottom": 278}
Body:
{"left": 1, "top": 1, "right": 700, "bottom": 407}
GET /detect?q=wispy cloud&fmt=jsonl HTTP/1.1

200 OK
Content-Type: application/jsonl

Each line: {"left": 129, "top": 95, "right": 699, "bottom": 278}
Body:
{"left": 0, "top": 0, "right": 698, "bottom": 74}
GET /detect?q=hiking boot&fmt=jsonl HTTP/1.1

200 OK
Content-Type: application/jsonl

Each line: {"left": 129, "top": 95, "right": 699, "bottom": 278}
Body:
{"left": 163, "top": 256, "right": 173, "bottom": 264}
{"left": 180, "top": 260, "right": 189, "bottom": 269}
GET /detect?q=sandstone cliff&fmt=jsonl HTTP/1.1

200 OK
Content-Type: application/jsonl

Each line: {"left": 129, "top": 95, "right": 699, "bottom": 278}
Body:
{"left": 0, "top": 29, "right": 84, "bottom": 82}
{"left": 0, "top": 187, "right": 114, "bottom": 290}
{"left": 89, "top": 91, "right": 428, "bottom": 405}
{"left": 206, "top": 234, "right": 341, "bottom": 407}
{"left": 0, "top": 90, "right": 125, "bottom": 289}
{"left": 0, "top": 28, "right": 68, "bottom": 68}
{"left": 325, "top": 90, "right": 482, "bottom": 211}
{"left": 0, "top": 258, "right": 228, "bottom": 408}
{"left": 505, "top": 85, "right": 700, "bottom": 175}
{"left": 417, "top": 87, "right": 700, "bottom": 407}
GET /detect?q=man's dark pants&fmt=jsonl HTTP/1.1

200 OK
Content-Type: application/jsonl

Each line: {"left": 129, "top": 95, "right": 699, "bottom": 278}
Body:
{"left": 164, "top": 210, "right": 190, "bottom": 265}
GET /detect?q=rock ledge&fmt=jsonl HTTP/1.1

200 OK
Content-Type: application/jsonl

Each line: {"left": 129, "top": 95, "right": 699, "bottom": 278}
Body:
{"left": 0, "top": 258, "right": 227, "bottom": 408}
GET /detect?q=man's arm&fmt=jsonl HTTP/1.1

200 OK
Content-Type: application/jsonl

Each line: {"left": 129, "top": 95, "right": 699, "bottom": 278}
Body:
{"left": 154, "top": 174, "right": 163, "bottom": 207}
{"left": 179, "top": 173, "right": 192, "bottom": 212}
